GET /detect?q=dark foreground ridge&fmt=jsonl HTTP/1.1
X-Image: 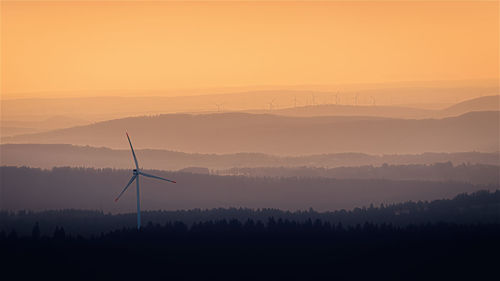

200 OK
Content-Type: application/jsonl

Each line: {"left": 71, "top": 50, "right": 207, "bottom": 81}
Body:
{"left": 1, "top": 190, "right": 499, "bottom": 280}
{"left": 1, "top": 221, "right": 498, "bottom": 281}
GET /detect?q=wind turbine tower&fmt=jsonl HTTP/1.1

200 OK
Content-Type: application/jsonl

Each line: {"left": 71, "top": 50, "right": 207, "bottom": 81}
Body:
{"left": 333, "top": 94, "right": 338, "bottom": 105}
{"left": 115, "top": 133, "right": 177, "bottom": 230}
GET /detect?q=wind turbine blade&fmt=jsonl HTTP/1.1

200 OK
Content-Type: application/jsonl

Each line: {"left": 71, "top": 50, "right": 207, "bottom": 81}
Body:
{"left": 126, "top": 132, "right": 139, "bottom": 169}
{"left": 115, "top": 175, "right": 137, "bottom": 202}
{"left": 139, "top": 172, "right": 176, "bottom": 183}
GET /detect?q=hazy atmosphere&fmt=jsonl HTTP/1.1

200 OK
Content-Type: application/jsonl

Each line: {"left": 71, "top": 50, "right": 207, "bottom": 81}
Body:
{"left": 3, "top": 1, "right": 498, "bottom": 97}
{"left": 1, "top": 1, "right": 499, "bottom": 280}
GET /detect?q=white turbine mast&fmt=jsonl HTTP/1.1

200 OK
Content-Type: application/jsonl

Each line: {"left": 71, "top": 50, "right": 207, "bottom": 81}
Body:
{"left": 115, "top": 132, "right": 176, "bottom": 230}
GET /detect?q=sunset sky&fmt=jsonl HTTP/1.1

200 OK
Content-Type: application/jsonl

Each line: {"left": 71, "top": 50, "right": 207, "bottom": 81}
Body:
{"left": 1, "top": 1, "right": 498, "bottom": 98}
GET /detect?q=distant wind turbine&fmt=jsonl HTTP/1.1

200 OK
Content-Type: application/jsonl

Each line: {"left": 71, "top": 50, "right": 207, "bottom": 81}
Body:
{"left": 332, "top": 94, "right": 338, "bottom": 105}
{"left": 115, "top": 133, "right": 176, "bottom": 230}
{"left": 268, "top": 98, "right": 276, "bottom": 111}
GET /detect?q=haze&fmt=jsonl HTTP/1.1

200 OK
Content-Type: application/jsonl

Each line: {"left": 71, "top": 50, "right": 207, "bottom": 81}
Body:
{"left": 2, "top": 1, "right": 498, "bottom": 99}
{"left": 1, "top": 2, "right": 499, "bottom": 278}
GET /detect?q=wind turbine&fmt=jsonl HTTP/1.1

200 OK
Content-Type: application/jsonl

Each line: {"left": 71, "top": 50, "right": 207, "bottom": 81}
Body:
{"left": 115, "top": 132, "right": 176, "bottom": 230}
{"left": 268, "top": 98, "right": 276, "bottom": 111}
{"left": 215, "top": 103, "right": 224, "bottom": 112}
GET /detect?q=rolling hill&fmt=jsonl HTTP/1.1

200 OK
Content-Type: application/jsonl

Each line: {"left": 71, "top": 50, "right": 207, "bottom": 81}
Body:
{"left": 1, "top": 144, "right": 499, "bottom": 170}
{"left": 0, "top": 115, "right": 89, "bottom": 137}
{"left": 2, "top": 111, "right": 498, "bottom": 155}
{"left": 249, "top": 104, "right": 434, "bottom": 119}
{"left": 250, "top": 95, "right": 500, "bottom": 118}
{"left": 2, "top": 94, "right": 498, "bottom": 138}
{"left": 440, "top": 95, "right": 500, "bottom": 116}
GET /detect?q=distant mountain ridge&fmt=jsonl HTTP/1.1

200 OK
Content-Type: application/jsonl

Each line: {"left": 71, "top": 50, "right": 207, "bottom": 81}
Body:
{"left": 1, "top": 94, "right": 498, "bottom": 137}
{"left": 2, "top": 111, "right": 498, "bottom": 155}
{"left": 1, "top": 115, "right": 88, "bottom": 137}
{"left": 441, "top": 95, "right": 500, "bottom": 116}
{"left": 256, "top": 95, "right": 500, "bottom": 119}
{"left": 1, "top": 144, "right": 499, "bottom": 170}
{"left": 250, "top": 104, "right": 434, "bottom": 119}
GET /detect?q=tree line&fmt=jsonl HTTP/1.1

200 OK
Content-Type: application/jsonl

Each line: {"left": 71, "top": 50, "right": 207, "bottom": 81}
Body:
{"left": 1, "top": 190, "right": 499, "bottom": 281}
{"left": 2, "top": 189, "right": 499, "bottom": 237}
{"left": 2, "top": 166, "right": 497, "bottom": 212}
{"left": 3, "top": 143, "right": 499, "bottom": 170}
{"left": 1, "top": 220, "right": 498, "bottom": 281}
{"left": 216, "top": 162, "right": 500, "bottom": 184}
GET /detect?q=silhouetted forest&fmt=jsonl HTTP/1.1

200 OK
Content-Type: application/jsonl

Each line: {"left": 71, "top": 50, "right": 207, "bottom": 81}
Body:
{"left": 2, "top": 166, "right": 498, "bottom": 212}
{"left": 218, "top": 162, "right": 499, "bottom": 184}
{"left": 2, "top": 143, "right": 499, "bottom": 171}
{"left": 2, "top": 190, "right": 499, "bottom": 237}
{"left": 1, "top": 219, "right": 498, "bottom": 280}
{"left": 2, "top": 190, "right": 499, "bottom": 280}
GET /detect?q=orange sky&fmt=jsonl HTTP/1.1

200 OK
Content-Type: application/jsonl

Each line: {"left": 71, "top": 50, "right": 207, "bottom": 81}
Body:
{"left": 1, "top": 1, "right": 498, "bottom": 98}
